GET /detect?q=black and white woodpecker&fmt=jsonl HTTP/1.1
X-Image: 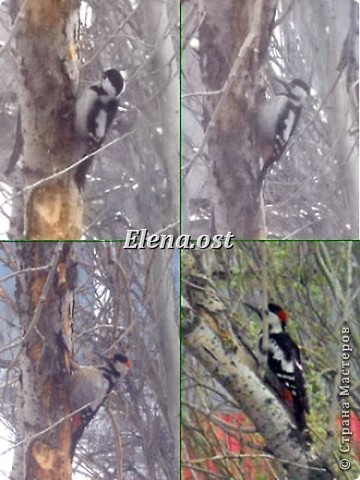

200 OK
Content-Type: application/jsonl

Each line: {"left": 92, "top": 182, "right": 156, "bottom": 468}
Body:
{"left": 257, "top": 77, "right": 309, "bottom": 186}
{"left": 68, "top": 353, "right": 131, "bottom": 457}
{"left": 74, "top": 68, "right": 124, "bottom": 188}
{"left": 245, "top": 302, "right": 310, "bottom": 434}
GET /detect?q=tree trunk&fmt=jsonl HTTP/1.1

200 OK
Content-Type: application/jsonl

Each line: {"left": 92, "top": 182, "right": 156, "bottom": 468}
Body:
{"left": 10, "top": 243, "right": 76, "bottom": 479}
{"left": 15, "top": 0, "right": 83, "bottom": 239}
{"left": 151, "top": 250, "right": 180, "bottom": 474}
{"left": 143, "top": 0, "right": 180, "bottom": 232}
{"left": 198, "top": 0, "right": 276, "bottom": 238}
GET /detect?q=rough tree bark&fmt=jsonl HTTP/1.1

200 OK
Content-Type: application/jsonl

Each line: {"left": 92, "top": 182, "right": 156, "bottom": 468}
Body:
{"left": 197, "top": 0, "right": 277, "bottom": 239}
{"left": 15, "top": 0, "right": 82, "bottom": 239}
{"left": 10, "top": 243, "right": 76, "bottom": 480}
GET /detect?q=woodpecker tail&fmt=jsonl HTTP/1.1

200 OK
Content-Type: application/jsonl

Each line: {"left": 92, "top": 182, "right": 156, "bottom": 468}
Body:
{"left": 268, "top": 373, "right": 311, "bottom": 440}
{"left": 74, "top": 142, "right": 99, "bottom": 191}
{"left": 258, "top": 152, "right": 282, "bottom": 190}
{"left": 293, "top": 400, "right": 307, "bottom": 432}
{"left": 71, "top": 415, "right": 88, "bottom": 459}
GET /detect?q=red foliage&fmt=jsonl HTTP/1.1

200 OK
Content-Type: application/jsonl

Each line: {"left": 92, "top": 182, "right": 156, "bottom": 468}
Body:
{"left": 183, "top": 412, "right": 273, "bottom": 479}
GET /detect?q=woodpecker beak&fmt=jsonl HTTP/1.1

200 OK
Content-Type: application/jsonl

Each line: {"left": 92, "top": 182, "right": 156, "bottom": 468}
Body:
{"left": 243, "top": 302, "right": 288, "bottom": 323}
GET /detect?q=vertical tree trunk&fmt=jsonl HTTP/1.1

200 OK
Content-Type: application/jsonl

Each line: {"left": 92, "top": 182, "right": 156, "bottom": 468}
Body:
{"left": 197, "top": 0, "right": 277, "bottom": 238}
{"left": 15, "top": 0, "right": 82, "bottom": 239}
{"left": 151, "top": 250, "right": 180, "bottom": 475}
{"left": 293, "top": 0, "right": 358, "bottom": 238}
{"left": 143, "top": 0, "right": 180, "bottom": 232}
{"left": 10, "top": 243, "right": 76, "bottom": 479}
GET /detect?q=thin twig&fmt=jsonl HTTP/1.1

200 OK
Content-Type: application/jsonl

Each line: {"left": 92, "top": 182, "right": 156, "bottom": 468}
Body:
{"left": 0, "top": 265, "right": 50, "bottom": 284}
{"left": 0, "top": 0, "right": 28, "bottom": 59}
{"left": 182, "top": 26, "right": 258, "bottom": 177}
{"left": 0, "top": 399, "right": 94, "bottom": 457}
{"left": 260, "top": 244, "right": 269, "bottom": 361}
{"left": 0, "top": 132, "right": 134, "bottom": 214}
{"left": 106, "top": 406, "right": 123, "bottom": 480}
{"left": 23, "top": 132, "right": 134, "bottom": 193}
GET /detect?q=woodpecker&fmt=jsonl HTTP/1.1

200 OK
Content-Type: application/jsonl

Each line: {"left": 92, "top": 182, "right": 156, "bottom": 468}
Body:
{"left": 74, "top": 68, "right": 124, "bottom": 189}
{"left": 75, "top": 68, "right": 124, "bottom": 146}
{"left": 245, "top": 302, "right": 310, "bottom": 433}
{"left": 68, "top": 353, "right": 131, "bottom": 457}
{"left": 257, "top": 78, "right": 309, "bottom": 187}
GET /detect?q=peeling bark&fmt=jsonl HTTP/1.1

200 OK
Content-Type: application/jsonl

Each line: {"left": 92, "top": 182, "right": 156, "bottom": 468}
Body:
{"left": 15, "top": 0, "right": 83, "bottom": 239}
{"left": 11, "top": 243, "right": 76, "bottom": 479}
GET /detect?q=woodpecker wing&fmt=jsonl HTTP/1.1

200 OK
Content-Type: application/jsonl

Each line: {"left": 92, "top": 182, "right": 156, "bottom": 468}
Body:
{"left": 265, "top": 332, "right": 310, "bottom": 427}
{"left": 75, "top": 87, "right": 99, "bottom": 137}
{"left": 272, "top": 102, "right": 303, "bottom": 161}
{"left": 257, "top": 94, "right": 289, "bottom": 145}
{"left": 70, "top": 367, "right": 111, "bottom": 412}
{"left": 292, "top": 345, "right": 310, "bottom": 414}
{"left": 86, "top": 97, "right": 106, "bottom": 143}
{"left": 69, "top": 366, "right": 113, "bottom": 459}
{"left": 105, "top": 98, "right": 119, "bottom": 132}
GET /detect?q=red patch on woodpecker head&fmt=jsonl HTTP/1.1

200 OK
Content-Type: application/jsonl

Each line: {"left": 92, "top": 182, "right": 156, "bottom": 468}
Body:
{"left": 277, "top": 309, "right": 288, "bottom": 324}
{"left": 268, "top": 303, "right": 288, "bottom": 324}
{"left": 125, "top": 358, "right": 132, "bottom": 369}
